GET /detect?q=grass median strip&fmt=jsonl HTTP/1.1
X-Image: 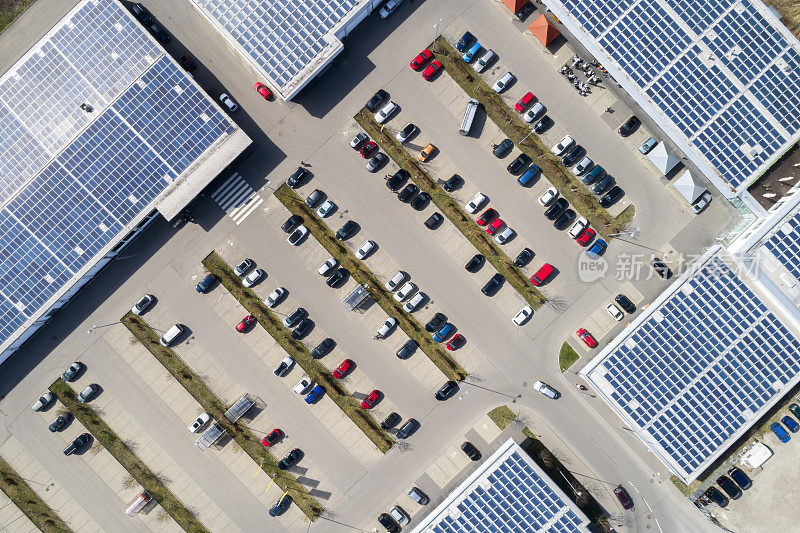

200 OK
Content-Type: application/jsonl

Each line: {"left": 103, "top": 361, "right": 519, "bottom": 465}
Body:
{"left": 354, "top": 112, "right": 546, "bottom": 311}
{"left": 202, "top": 250, "right": 396, "bottom": 453}
{"left": 432, "top": 36, "right": 635, "bottom": 237}
{"left": 273, "top": 185, "right": 468, "bottom": 380}
{"left": 559, "top": 342, "right": 580, "bottom": 373}
{"left": 0, "top": 455, "right": 71, "bottom": 533}
{"left": 122, "top": 313, "right": 324, "bottom": 519}
{"left": 49, "top": 379, "right": 208, "bottom": 532}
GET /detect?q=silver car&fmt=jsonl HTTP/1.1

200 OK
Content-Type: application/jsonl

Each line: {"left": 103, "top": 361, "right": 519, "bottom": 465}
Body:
{"left": 131, "top": 294, "right": 154, "bottom": 315}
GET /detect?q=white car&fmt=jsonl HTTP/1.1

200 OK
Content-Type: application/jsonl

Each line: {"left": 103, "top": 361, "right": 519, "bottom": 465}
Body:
{"left": 264, "top": 287, "right": 286, "bottom": 308}
{"left": 533, "top": 380, "right": 559, "bottom": 399}
{"left": 187, "top": 412, "right": 211, "bottom": 433}
{"left": 551, "top": 135, "right": 575, "bottom": 156}
{"left": 465, "top": 192, "right": 487, "bottom": 214}
{"left": 512, "top": 306, "right": 533, "bottom": 326}
{"left": 377, "top": 317, "right": 397, "bottom": 337}
{"left": 131, "top": 294, "right": 154, "bottom": 315}
{"left": 318, "top": 257, "right": 338, "bottom": 276}
{"left": 219, "top": 93, "right": 238, "bottom": 112}
{"left": 385, "top": 270, "right": 406, "bottom": 291}
{"left": 572, "top": 156, "right": 593, "bottom": 176}
{"left": 293, "top": 376, "right": 314, "bottom": 394}
{"left": 349, "top": 132, "right": 367, "bottom": 148}
{"left": 606, "top": 303, "right": 624, "bottom": 321}
{"left": 274, "top": 356, "right": 294, "bottom": 377}
{"left": 568, "top": 217, "right": 589, "bottom": 239}
{"left": 691, "top": 191, "right": 712, "bottom": 214}
{"left": 355, "top": 240, "right": 376, "bottom": 260}
{"left": 375, "top": 101, "right": 398, "bottom": 124}
{"left": 523, "top": 102, "right": 545, "bottom": 123}
{"left": 538, "top": 186, "right": 558, "bottom": 206}
{"left": 317, "top": 199, "right": 335, "bottom": 218}
{"left": 287, "top": 225, "right": 308, "bottom": 245}
{"left": 396, "top": 123, "right": 417, "bottom": 143}
{"left": 495, "top": 227, "right": 514, "bottom": 245}
{"left": 242, "top": 268, "right": 264, "bottom": 288}
{"left": 31, "top": 392, "right": 55, "bottom": 412}
{"left": 492, "top": 71, "right": 515, "bottom": 93}
{"left": 379, "top": 0, "right": 403, "bottom": 18}
{"left": 394, "top": 281, "right": 416, "bottom": 302}
{"left": 473, "top": 49, "right": 495, "bottom": 72}
{"left": 390, "top": 505, "right": 410, "bottom": 525}
{"left": 403, "top": 292, "right": 425, "bottom": 313}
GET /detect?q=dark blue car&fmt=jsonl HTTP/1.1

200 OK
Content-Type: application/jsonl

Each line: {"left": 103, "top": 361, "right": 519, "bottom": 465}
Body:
{"left": 771, "top": 422, "right": 790, "bottom": 443}
{"left": 518, "top": 165, "right": 540, "bottom": 186}
{"left": 305, "top": 385, "right": 325, "bottom": 405}
{"left": 456, "top": 31, "right": 474, "bottom": 52}
{"left": 782, "top": 415, "right": 800, "bottom": 433}
{"left": 196, "top": 274, "right": 217, "bottom": 293}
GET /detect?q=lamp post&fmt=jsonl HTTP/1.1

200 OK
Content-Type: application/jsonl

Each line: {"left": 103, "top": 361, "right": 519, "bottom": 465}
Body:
{"left": 87, "top": 321, "right": 123, "bottom": 335}
{"left": 432, "top": 18, "right": 443, "bottom": 52}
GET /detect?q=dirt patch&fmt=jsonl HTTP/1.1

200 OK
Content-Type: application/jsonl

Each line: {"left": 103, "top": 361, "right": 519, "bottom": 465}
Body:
{"left": 747, "top": 142, "right": 800, "bottom": 210}
{"left": 0, "top": 0, "right": 37, "bottom": 34}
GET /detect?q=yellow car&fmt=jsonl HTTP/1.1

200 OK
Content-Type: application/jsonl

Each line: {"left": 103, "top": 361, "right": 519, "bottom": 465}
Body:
{"left": 418, "top": 143, "right": 436, "bottom": 162}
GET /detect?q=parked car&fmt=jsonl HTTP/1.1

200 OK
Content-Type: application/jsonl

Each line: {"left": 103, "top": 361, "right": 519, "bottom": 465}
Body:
{"left": 304, "top": 385, "right": 325, "bottom": 404}
{"left": 771, "top": 421, "right": 790, "bottom": 443}
{"left": 403, "top": 292, "right": 425, "bottom": 312}
{"left": 554, "top": 209, "right": 576, "bottom": 230}
{"left": 783, "top": 415, "right": 800, "bottom": 433}
{"left": 286, "top": 167, "right": 308, "bottom": 188}
{"left": 264, "top": 287, "right": 286, "bottom": 308}
{"left": 278, "top": 448, "right": 302, "bottom": 470}
{"left": 269, "top": 494, "right": 291, "bottom": 517}
{"left": 586, "top": 239, "right": 607, "bottom": 259}
{"left": 282, "top": 307, "right": 307, "bottom": 328}
{"left": 378, "top": 0, "right": 402, "bottom": 18}
{"left": 411, "top": 192, "right": 431, "bottom": 210}
{"left": 433, "top": 323, "right": 453, "bottom": 343}
{"left": 398, "top": 184, "right": 419, "bottom": 203}
{"left": 375, "top": 101, "right": 398, "bottom": 124}
{"left": 336, "top": 220, "right": 357, "bottom": 240}
{"left": 593, "top": 174, "right": 615, "bottom": 195}
{"left": 456, "top": 31, "right": 474, "bottom": 52}
{"left": 360, "top": 141, "right": 377, "bottom": 158}
{"left": 408, "top": 486, "right": 430, "bottom": 505}
{"left": 474, "top": 49, "right": 496, "bottom": 72}
{"left": 196, "top": 273, "right": 217, "bottom": 293}
{"left": 515, "top": 91, "right": 535, "bottom": 112}
{"left": 572, "top": 156, "right": 593, "bottom": 176}
{"left": 332, "top": 359, "right": 353, "bottom": 379}
{"left": 461, "top": 441, "right": 481, "bottom": 460}
{"left": 482, "top": 273, "right": 504, "bottom": 296}
{"left": 716, "top": 475, "right": 742, "bottom": 500}
{"left": 614, "top": 485, "right": 634, "bottom": 509}
{"left": 577, "top": 328, "right": 597, "bottom": 348}
{"left": 639, "top": 136, "right": 658, "bottom": 154}
{"left": 396, "top": 418, "right": 418, "bottom": 439}
{"left": 218, "top": 93, "right": 238, "bottom": 112}
{"left": 187, "top": 413, "right": 211, "bottom": 433}
{"left": 531, "top": 263, "right": 554, "bottom": 286}
{"left": 615, "top": 294, "right": 636, "bottom": 313}
{"left": 148, "top": 23, "right": 171, "bottom": 43}
{"left": 281, "top": 214, "right": 303, "bottom": 233}
{"left": 691, "top": 191, "right": 712, "bottom": 214}
{"left": 576, "top": 227, "right": 595, "bottom": 246}
{"left": 476, "top": 207, "right": 497, "bottom": 225}
{"left": 447, "top": 334, "right": 465, "bottom": 350}
{"left": 517, "top": 165, "right": 540, "bottom": 186}
{"left": 704, "top": 486, "right": 729, "bottom": 508}
{"left": 396, "top": 123, "right": 417, "bottom": 143}
{"left": 77, "top": 384, "right": 99, "bottom": 403}
{"left": 727, "top": 466, "right": 752, "bottom": 490}
{"left": 131, "top": 294, "right": 154, "bottom": 315}
{"left": 486, "top": 218, "right": 503, "bottom": 235}
{"left": 350, "top": 132, "right": 367, "bottom": 149}
{"left": 583, "top": 165, "right": 606, "bottom": 185}
{"left": 235, "top": 315, "right": 256, "bottom": 332}
{"left": 435, "top": 380, "right": 459, "bottom": 400}
{"left": 465, "top": 254, "right": 485, "bottom": 272}
{"left": 605, "top": 303, "right": 624, "bottom": 321}
{"left": 366, "top": 153, "right": 387, "bottom": 172}
{"left": 514, "top": 248, "right": 533, "bottom": 267}
{"left": 242, "top": 268, "right": 264, "bottom": 288}
{"left": 422, "top": 60, "right": 443, "bottom": 81}
{"left": 463, "top": 41, "right": 481, "bottom": 62}
{"left": 386, "top": 169, "right": 409, "bottom": 190}
{"left": 492, "top": 71, "right": 515, "bottom": 93}
{"left": 545, "top": 198, "right": 568, "bottom": 220}
{"left": 568, "top": 217, "right": 588, "bottom": 239}
{"left": 63, "top": 433, "right": 91, "bottom": 456}
{"left": 311, "top": 338, "right": 334, "bottom": 359}
{"left": 425, "top": 212, "right": 444, "bottom": 229}
{"left": 375, "top": 317, "right": 395, "bottom": 340}
{"left": 61, "top": 362, "right": 84, "bottom": 382}
{"left": 552, "top": 135, "right": 574, "bottom": 156}
{"left": 443, "top": 173, "right": 462, "bottom": 192}
{"left": 384, "top": 270, "right": 406, "bottom": 291}
{"left": 495, "top": 227, "right": 515, "bottom": 244}
{"left": 618, "top": 115, "right": 641, "bottom": 136}
{"left": 254, "top": 82, "right": 272, "bottom": 99}
{"left": 381, "top": 412, "right": 401, "bottom": 430}
{"left": 130, "top": 3, "right": 152, "bottom": 24}
{"left": 234, "top": 258, "right": 255, "bottom": 276}
{"left": 291, "top": 318, "right": 312, "bottom": 339}
{"left": 600, "top": 186, "right": 624, "bottom": 207}
{"left": 522, "top": 102, "right": 546, "bottom": 123}
{"left": 396, "top": 339, "right": 417, "bottom": 359}
{"left": 49, "top": 413, "right": 73, "bottom": 432}
{"left": 394, "top": 281, "right": 416, "bottom": 302}
{"left": 465, "top": 192, "right": 487, "bottom": 214}
{"left": 651, "top": 258, "right": 672, "bottom": 279}
{"left": 507, "top": 154, "right": 531, "bottom": 174}
{"left": 410, "top": 49, "right": 432, "bottom": 70}
{"left": 513, "top": 306, "right": 533, "bottom": 326}
{"left": 425, "top": 313, "right": 447, "bottom": 333}
{"left": 538, "top": 186, "right": 558, "bottom": 206}
{"left": 293, "top": 376, "right": 313, "bottom": 395}
{"left": 492, "top": 138, "right": 513, "bottom": 157}
{"left": 355, "top": 240, "right": 376, "bottom": 260}
{"left": 287, "top": 225, "right": 308, "bottom": 245}
{"left": 378, "top": 512, "right": 401, "bottom": 533}
{"left": 365, "top": 89, "right": 388, "bottom": 112}
{"left": 361, "top": 390, "right": 380, "bottom": 409}
{"left": 326, "top": 268, "right": 348, "bottom": 288}
{"left": 273, "top": 356, "right": 294, "bottom": 377}
{"left": 316, "top": 199, "right": 336, "bottom": 218}
{"left": 561, "top": 145, "right": 584, "bottom": 167}
{"left": 533, "top": 380, "right": 558, "bottom": 399}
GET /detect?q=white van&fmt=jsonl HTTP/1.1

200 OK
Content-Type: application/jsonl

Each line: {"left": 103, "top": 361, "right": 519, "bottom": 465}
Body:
{"left": 160, "top": 324, "right": 183, "bottom": 347}
{"left": 460, "top": 99, "right": 479, "bottom": 136}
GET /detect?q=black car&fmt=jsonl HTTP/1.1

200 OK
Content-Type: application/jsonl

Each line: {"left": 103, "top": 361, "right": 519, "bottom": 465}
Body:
{"left": 305, "top": 189, "right": 323, "bottom": 207}
{"left": 396, "top": 418, "right": 418, "bottom": 439}
{"left": 311, "top": 338, "right": 334, "bottom": 359}
{"left": 716, "top": 475, "right": 742, "bottom": 500}
{"left": 652, "top": 258, "right": 672, "bottom": 279}
{"left": 481, "top": 273, "right": 504, "bottom": 296}
{"left": 492, "top": 138, "right": 514, "bottom": 158}
{"left": 424, "top": 212, "right": 444, "bottom": 229}
{"left": 49, "top": 413, "right": 73, "bottom": 432}
{"left": 386, "top": 169, "right": 409, "bottom": 190}
{"left": 64, "top": 433, "right": 91, "bottom": 456}
{"left": 435, "top": 380, "right": 459, "bottom": 400}
{"left": 507, "top": 154, "right": 531, "bottom": 174}
{"left": 704, "top": 486, "right": 728, "bottom": 508}
{"left": 600, "top": 186, "right": 623, "bottom": 207}
{"left": 283, "top": 307, "right": 307, "bottom": 328}
{"left": 326, "top": 268, "right": 348, "bottom": 287}
{"left": 727, "top": 466, "right": 752, "bottom": 490}
{"left": 465, "top": 254, "right": 485, "bottom": 272}
{"left": 533, "top": 116, "right": 553, "bottom": 134}
{"left": 618, "top": 115, "right": 641, "bottom": 137}
{"left": 615, "top": 294, "right": 636, "bottom": 314}
{"left": 561, "top": 145, "right": 584, "bottom": 166}
{"left": 291, "top": 318, "right": 313, "bottom": 340}
{"left": 460, "top": 441, "right": 481, "bottom": 461}
{"left": 130, "top": 3, "right": 152, "bottom": 24}
{"left": 269, "top": 495, "right": 292, "bottom": 517}
{"left": 336, "top": 220, "right": 357, "bottom": 240}
{"left": 378, "top": 512, "right": 400, "bottom": 533}
{"left": 366, "top": 89, "right": 389, "bottom": 112}
{"left": 278, "top": 448, "right": 302, "bottom": 470}
{"left": 281, "top": 214, "right": 303, "bottom": 233}
{"left": 554, "top": 209, "right": 576, "bottom": 230}
{"left": 397, "top": 184, "right": 419, "bottom": 202}
{"left": 426, "top": 312, "right": 447, "bottom": 333}
{"left": 180, "top": 54, "right": 197, "bottom": 72}
{"left": 411, "top": 192, "right": 430, "bottom": 210}
{"left": 443, "top": 174, "right": 462, "bottom": 192}
{"left": 456, "top": 31, "right": 474, "bottom": 52}
{"left": 148, "top": 23, "right": 170, "bottom": 43}
{"left": 396, "top": 339, "right": 417, "bottom": 359}
{"left": 196, "top": 274, "right": 217, "bottom": 293}
{"left": 593, "top": 174, "right": 615, "bottom": 195}
{"left": 381, "top": 412, "right": 401, "bottom": 430}
{"left": 287, "top": 166, "right": 308, "bottom": 189}
{"left": 514, "top": 248, "right": 533, "bottom": 267}
{"left": 544, "top": 198, "right": 568, "bottom": 220}
{"left": 367, "top": 153, "right": 387, "bottom": 172}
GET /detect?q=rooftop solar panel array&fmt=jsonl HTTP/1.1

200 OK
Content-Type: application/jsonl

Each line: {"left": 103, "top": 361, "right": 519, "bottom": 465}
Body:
{"left": 0, "top": 0, "right": 235, "bottom": 348}
{"left": 191, "top": 0, "right": 358, "bottom": 89}
{"left": 587, "top": 256, "right": 800, "bottom": 481}
{"left": 555, "top": 0, "right": 800, "bottom": 191}
{"left": 763, "top": 211, "right": 800, "bottom": 281}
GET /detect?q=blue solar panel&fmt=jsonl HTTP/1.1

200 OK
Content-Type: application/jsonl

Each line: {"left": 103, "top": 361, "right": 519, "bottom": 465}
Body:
{"left": 764, "top": 212, "right": 800, "bottom": 281}
{"left": 562, "top": 0, "right": 635, "bottom": 38}
{"left": 588, "top": 256, "right": 800, "bottom": 480}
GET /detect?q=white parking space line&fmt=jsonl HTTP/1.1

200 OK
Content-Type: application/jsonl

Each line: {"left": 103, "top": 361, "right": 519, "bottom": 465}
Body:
{"left": 212, "top": 173, "right": 264, "bottom": 225}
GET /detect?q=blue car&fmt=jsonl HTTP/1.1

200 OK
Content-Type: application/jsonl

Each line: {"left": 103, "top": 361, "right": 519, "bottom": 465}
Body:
{"left": 433, "top": 323, "right": 453, "bottom": 342}
{"left": 463, "top": 42, "right": 481, "bottom": 62}
{"left": 456, "top": 31, "right": 474, "bottom": 52}
{"left": 771, "top": 422, "right": 791, "bottom": 443}
{"left": 783, "top": 415, "right": 800, "bottom": 433}
{"left": 582, "top": 165, "right": 605, "bottom": 185}
{"left": 196, "top": 274, "right": 217, "bottom": 293}
{"left": 305, "top": 385, "right": 325, "bottom": 405}
{"left": 586, "top": 239, "right": 607, "bottom": 259}
{"left": 517, "top": 165, "right": 540, "bottom": 186}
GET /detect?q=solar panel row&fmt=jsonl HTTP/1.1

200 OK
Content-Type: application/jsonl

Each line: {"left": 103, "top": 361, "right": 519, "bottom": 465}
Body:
{"left": 764, "top": 211, "right": 800, "bottom": 281}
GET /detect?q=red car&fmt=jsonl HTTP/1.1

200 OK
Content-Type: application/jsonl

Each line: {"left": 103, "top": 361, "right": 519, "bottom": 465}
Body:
{"left": 614, "top": 485, "right": 634, "bottom": 510}
{"left": 262, "top": 428, "right": 282, "bottom": 447}
{"left": 359, "top": 141, "right": 377, "bottom": 158}
{"left": 530, "top": 263, "right": 553, "bottom": 286}
{"left": 410, "top": 49, "right": 433, "bottom": 70}
{"left": 361, "top": 389, "right": 380, "bottom": 409}
{"left": 577, "top": 328, "right": 597, "bottom": 348}
{"left": 446, "top": 334, "right": 465, "bottom": 351}
{"left": 576, "top": 227, "right": 595, "bottom": 246}
{"left": 254, "top": 82, "right": 272, "bottom": 100}
{"left": 236, "top": 315, "right": 256, "bottom": 332}
{"left": 422, "top": 60, "right": 442, "bottom": 81}
{"left": 486, "top": 218, "right": 503, "bottom": 235}
{"left": 476, "top": 207, "right": 497, "bottom": 226}
{"left": 333, "top": 359, "right": 353, "bottom": 379}
{"left": 514, "top": 91, "right": 535, "bottom": 112}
